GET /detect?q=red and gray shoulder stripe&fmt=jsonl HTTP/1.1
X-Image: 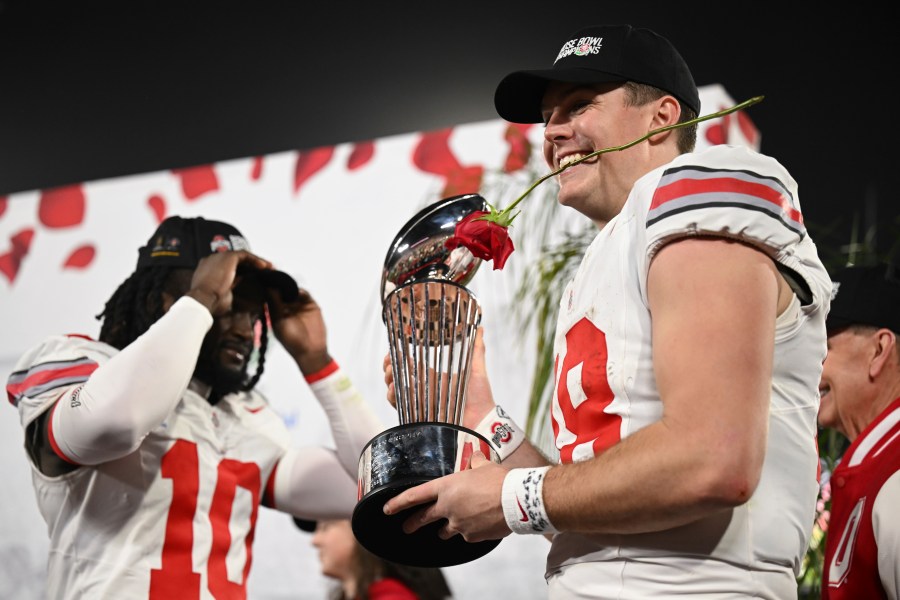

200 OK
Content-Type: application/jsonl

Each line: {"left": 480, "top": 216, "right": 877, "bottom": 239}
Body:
{"left": 647, "top": 164, "right": 805, "bottom": 237}
{"left": 6, "top": 357, "right": 99, "bottom": 406}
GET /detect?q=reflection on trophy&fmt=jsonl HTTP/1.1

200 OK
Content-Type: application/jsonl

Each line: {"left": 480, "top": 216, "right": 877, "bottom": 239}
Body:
{"left": 351, "top": 193, "right": 503, "bottom": 568}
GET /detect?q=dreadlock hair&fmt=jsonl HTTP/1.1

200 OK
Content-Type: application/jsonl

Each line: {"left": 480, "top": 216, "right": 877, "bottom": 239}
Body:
{"left": 96, "top": 266, "right": 171, "bottom": 350}
{"left": 95, "top": 266, "right": 270, "bottom": 393}
{"left": 246, "top": 310, "right": 269, "bottom": 391}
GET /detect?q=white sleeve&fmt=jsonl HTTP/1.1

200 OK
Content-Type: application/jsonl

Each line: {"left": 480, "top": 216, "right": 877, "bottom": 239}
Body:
{"left": 873, "top": 470, "right": 900, "bottom": 600}
{"left": 50, "top": 296, "right": 212, "bottom": 464}
{"left": 306, "top": 363, "right": 385, "bottom": 476}
{"left": 271, "top": 446, "right": 358, "bottom": 519}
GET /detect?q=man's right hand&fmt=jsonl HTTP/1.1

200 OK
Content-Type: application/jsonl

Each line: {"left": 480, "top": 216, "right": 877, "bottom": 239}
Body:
{"left": 186, "top": 250, "right": 273, "bottom": 315}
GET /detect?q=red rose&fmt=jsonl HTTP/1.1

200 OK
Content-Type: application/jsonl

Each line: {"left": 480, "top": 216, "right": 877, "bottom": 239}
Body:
{"left": 445, "top": 210, "right": 515, "bottom": 270}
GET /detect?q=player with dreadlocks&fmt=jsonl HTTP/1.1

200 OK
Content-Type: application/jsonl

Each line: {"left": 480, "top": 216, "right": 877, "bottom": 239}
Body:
{"left": 7, "top": 215, "right": 383, "bottom": 599}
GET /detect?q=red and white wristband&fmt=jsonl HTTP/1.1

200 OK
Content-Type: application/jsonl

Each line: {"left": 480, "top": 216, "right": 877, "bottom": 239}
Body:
{"left": 501, "top": 466, "right": 559, "bottom": 535}
{"left": 473, "top": 405, "right": 525, "bottom": 462}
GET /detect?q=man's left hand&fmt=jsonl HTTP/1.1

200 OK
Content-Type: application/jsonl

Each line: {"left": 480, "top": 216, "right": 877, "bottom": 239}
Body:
{"left": 268, "top": 288, "right": 331, "bottom": 374}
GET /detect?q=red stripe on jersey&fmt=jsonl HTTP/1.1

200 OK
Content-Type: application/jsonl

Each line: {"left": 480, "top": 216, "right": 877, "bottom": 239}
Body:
{"left": 650, "top": 176, "right": 803, "bottom": 226}
{"left": 7, "top": 360, "right": 98, "bottom": 404}
{"left": 304, "top": 360, "right": 339, "bottom": 384}
{"left": 47, "top": 397, "right": 81, "bottom": 465}
{"left": 262, "top": 460, "right": 278, "bottom": 508}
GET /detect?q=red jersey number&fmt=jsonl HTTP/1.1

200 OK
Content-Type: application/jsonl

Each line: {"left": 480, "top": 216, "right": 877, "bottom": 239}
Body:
{"left": 553, "top": 318, "right": 621, "bottom": 463}
{"left": 150, "top": 440, "right": 261, "bottom": 600}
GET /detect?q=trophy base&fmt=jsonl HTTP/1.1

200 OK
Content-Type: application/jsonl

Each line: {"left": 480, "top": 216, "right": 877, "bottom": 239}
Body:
{"left": 352, "top": 422, "right": 502, "bottom": 568}
{"left": 352, "top": 481, "right": 501, "bottom": 568}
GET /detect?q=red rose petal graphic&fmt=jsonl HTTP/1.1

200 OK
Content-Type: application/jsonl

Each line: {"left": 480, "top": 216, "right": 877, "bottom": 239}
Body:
{"left": 172, "top": 165, "right": 219, "bottom": 201}
{"left": 39, "top": 185, "right": 86, "bottom": 228}
{"left": 442, "top": 165, "right": 484, "bottom": 198}
{"left": 347, "top": 141, "right": 374, "bottom": 171}
{"left": 147, "top": 194, "right": 167, "bottom": 223}
{"left": 413, "top": 129, "right": 460, "bottom": 175}
{"left": 413, "top": 128, "right": 485, "bottom": 195}
{"left": 0, "top": 228, "right": 35, "bottom": 284}
{"left": 64, "top": 244, "right": 95, "bottom": 269}
{"left": 503, "top": 124, "right": 533, "bottom": 173}
{"left": 704, "top": 112, "right": 730, "bottom": 146}
{"left": 294, "top": 146, "right": 335, "bottom": 195}
{"left": 0, "top": 196, "right": 7, "bottom": 219}
{"left": 737, "top": 111, "right": 759, "bottom": 146}
{"left": 251, "top": 156, "right": 264, "bottom": 181}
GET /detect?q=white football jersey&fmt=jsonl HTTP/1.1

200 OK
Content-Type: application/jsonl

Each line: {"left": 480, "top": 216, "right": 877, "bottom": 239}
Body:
{"left": 546, "top": 144, "right": 831, "bottom": 598}
{"left": 9, "top": 333, "right": 290, "bottom": 600}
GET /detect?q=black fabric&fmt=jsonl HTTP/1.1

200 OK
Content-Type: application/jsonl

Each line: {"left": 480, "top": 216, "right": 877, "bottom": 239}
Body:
{"left": 827, "top": 263, "right": 900, "bottom": 334}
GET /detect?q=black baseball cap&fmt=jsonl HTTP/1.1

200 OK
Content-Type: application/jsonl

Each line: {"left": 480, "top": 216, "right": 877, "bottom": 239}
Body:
{"left": 827, "top": 263, "right": 900, "bottom": 334}
{"left": 494, "top": 24, "right": 700, "bottom": 124}
{"left": 136, "top": 216, "right": 300, "bottom": 302}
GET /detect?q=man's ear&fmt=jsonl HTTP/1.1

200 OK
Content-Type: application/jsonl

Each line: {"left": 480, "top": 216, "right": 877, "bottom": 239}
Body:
{"left": 648, "top": 95, "right": 681, "bottom": 142}
{"left": 870, "top": 328, "right": 898, "bottom": 379}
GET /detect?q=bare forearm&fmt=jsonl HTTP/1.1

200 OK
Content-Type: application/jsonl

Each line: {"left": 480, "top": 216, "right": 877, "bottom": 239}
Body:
{"left": 503, "top": 438, "right": 552, "bottom": 468}
{"left": 542, "top": 420, "right": 753, "bottom": 534}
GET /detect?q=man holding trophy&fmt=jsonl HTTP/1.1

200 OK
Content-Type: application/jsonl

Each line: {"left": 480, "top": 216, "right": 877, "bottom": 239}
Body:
{"left": 380, "top": 23, "right": 832, "bottom": 599}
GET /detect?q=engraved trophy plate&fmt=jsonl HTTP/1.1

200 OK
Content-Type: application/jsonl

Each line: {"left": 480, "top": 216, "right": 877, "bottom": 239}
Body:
{"left": 352, "top": 193, "right": 503, "bottom": 567}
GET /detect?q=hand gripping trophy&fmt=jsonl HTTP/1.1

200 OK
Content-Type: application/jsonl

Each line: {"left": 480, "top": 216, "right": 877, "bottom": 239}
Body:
{"left": 351, "top": 193, "right": 503, "bottom": 568}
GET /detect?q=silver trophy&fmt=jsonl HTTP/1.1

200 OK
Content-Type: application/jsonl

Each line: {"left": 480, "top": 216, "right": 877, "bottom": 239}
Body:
{"left": 351, "top": 193, "right": 502, "bottom": 568}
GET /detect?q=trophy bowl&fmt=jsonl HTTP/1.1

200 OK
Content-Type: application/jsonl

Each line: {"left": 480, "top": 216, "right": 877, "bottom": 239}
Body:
{"left": 379, "top": 193, "right": 487, "bottom": 302}
{"left": 352, "top": 193, "right": 504, "bottom": 567}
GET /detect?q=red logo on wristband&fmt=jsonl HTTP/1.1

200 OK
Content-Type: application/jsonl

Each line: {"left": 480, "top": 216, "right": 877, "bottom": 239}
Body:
{"left": 491, "top": 421, "right": 513, "bottom": 444}
{"left": 516, "top": 497, "right": 529, "bottom": 522}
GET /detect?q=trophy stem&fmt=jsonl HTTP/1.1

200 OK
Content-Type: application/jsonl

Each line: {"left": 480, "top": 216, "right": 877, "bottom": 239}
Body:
{"left": 383, "top": 280, "right": 481, "bottom": 428}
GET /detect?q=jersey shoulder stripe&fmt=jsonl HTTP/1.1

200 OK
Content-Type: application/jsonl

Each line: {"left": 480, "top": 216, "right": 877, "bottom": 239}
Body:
{"left": 647, "top": 164, "right": 804, "bottom": 237}
{"left": 6, "top": 357, "right": 98, "bottom": 406}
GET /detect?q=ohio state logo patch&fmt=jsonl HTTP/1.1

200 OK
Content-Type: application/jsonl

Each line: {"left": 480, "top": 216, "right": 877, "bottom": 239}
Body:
{"left": 491, "top": 421, "right": 514, "bottom": 446}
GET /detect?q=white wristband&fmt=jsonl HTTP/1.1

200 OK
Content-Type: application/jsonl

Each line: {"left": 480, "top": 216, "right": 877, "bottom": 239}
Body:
{"left": 474, "top": 405, "right": 525, "bottom": 461}
{"left": 501, "top": 466, "right": 558, "bottom": 535}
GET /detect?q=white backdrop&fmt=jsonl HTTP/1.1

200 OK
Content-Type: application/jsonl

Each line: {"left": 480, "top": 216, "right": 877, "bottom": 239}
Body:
{"left": 0, "top": 85, "right": 755, "bottom": 599}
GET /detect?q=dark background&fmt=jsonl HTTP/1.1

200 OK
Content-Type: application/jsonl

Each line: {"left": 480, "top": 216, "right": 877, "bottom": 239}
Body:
{"left": 1, "top": 1, "right": 896, "bottom": 259}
